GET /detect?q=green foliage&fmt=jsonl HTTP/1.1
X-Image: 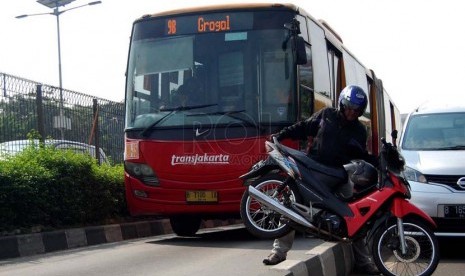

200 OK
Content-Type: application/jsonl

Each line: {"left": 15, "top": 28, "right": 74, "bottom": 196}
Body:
{"left": 0, "top": 143, "right": 126, "bottom": 234}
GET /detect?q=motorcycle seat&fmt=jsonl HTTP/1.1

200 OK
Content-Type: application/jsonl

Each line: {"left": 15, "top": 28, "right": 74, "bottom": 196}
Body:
{"left": 279, "top": 144, "right": 347, "bottom": 180}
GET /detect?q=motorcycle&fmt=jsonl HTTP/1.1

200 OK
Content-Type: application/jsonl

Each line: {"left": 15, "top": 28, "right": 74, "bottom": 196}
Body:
{"left": 239, "top": 133, "right": 439, "bottom": 276}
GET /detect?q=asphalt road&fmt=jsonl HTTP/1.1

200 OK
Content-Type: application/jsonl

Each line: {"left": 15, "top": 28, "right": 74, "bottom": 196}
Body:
{"left": 350, "top": 236, "right": 465, "bottom": 276}
{"left": 1, "top": 225, "right": 463, "bottom": 276}
{"left": 0, "top": 225, "right": 325, "bottom": 276}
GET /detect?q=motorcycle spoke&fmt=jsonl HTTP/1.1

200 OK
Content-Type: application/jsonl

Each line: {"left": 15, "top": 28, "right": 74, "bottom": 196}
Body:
{"left": 243, "top": 180, "right": 294, "bottom": 233}
{"left": 246, "top": 196, "right": 280, "bottom": 230}
{"left": 376, "top": 222, "right": 437, "bottom": 276}
{"left": 266, "top": 217, "right": 280, "bottom": 230}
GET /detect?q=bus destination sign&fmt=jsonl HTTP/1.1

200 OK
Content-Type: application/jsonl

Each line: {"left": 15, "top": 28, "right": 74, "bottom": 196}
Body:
{"left": 165, "top": 13, "right": 253, "bottom": 35}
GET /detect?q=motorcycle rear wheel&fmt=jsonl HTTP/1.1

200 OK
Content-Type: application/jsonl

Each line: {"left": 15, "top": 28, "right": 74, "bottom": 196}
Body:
{"left": 371, "top": 218, "right": 439, "bottom": 276}
{"left": 240, "top": 173, "right": 301, "bottom": 239}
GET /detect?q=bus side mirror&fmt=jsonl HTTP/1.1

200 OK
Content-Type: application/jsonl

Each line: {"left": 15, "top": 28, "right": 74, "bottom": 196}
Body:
{"left": 294, "top": 36, "right": 307, "bottom": 65}
{"left": 391, "top": 129, "right": 398, "bottom": 147}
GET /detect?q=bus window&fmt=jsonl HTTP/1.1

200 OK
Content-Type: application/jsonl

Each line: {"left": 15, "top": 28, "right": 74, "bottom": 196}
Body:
{"left": 299, "top": 44, "right": 314, "bottom": 120}
{"left": 296, "top": 15, "right": 309, "bottom": 42}
{"left": 327, "top": 45, "right": 342, "bottom": 106}
{"left": 343, "top": 50, "right": 370, "bottom": 115}
{"left": 261, "top": 50, "right": 293, "bottom": 122}
{"left": 308, "top": 19, "right": 331, "bottom": 106}
{"left": 218, "top": 51, "right": 244, "bottom": 111}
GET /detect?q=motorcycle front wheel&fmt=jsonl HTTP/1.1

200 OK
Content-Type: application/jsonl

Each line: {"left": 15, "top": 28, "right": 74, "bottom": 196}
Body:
{"left": 372, "top": 218, "right": 439, "bottom": 276}
{"left": 240, "top": 173, "right": 301, "bottom": 239}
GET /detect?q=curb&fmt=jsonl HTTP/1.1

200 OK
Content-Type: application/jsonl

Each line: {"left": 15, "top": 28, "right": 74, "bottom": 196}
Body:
{"left": 269, "top": 241, "right": 354, "bottom": 276}
{"left": 0, "top": 218, "right": 240, "bottom": 260}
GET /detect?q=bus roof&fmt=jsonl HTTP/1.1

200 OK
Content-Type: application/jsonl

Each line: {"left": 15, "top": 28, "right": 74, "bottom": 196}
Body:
{"left": 136, "top": 3, "right": 299, "bottom": 21}
{"left": 131, "top": 2, "right": 382, "bottom": 92}
{"left": 132, "top": 2, "right": 343, "bottom": 48}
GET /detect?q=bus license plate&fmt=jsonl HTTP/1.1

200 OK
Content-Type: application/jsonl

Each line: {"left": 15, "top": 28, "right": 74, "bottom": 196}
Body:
{"left": 186, "top": 191, "right": 218, "bottom": 203}
{"left": 444, "top": 205, "right": 465, "bottom": 218}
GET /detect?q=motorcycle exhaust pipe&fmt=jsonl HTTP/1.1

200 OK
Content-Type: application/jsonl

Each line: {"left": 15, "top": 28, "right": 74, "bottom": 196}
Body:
{"left": 248, "top": 186, "right": 315, "bottom": 229}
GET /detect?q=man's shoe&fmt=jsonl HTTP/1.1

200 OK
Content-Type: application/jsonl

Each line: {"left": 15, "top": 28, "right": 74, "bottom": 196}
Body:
{"left": 262, "top": 253, "right": 286, "bottom": 265}
{"left": 354, "top": 263, "right": 381, "bottom": 275}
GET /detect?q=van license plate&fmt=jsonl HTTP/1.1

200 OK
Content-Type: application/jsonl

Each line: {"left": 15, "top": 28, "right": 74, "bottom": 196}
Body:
{"left": 186, "top": 190, "right": 218, "bottom": 203}
{"left": 444, "top": 205, "right": 465, "bottom": 218}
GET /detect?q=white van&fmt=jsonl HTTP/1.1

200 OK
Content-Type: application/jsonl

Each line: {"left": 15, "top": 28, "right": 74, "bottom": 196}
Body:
{"left": 399, "top": 105, "right": 465, "bottom": 236}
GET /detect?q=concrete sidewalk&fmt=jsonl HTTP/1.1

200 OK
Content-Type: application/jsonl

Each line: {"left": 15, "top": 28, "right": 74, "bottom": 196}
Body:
{"left": 265, "top": 240, "right": 354, "bottom": 276}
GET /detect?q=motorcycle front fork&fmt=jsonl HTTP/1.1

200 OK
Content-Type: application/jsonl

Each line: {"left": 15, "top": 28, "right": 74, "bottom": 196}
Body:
{"left": 396, "top": 217, "right": 407, "bottom": 255}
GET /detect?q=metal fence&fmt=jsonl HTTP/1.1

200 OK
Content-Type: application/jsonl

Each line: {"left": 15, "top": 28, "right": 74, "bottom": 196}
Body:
{"left": 0, "top": 72, "right": 125, "bottom": 164}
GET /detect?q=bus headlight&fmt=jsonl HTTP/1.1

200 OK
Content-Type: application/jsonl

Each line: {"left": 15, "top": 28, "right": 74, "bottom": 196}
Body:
{"left": 124, "top": 161, "right": 160, "bottom": 186}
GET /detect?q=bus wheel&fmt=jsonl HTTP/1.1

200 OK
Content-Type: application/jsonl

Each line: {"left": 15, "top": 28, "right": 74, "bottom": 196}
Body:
{"left": 169, "top": 215, "right": 201, "bottom": 236}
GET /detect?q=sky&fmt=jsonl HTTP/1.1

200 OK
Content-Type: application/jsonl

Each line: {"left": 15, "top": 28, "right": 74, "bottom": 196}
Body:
{"left": 1, "top": 0, "right": 464, "bottom": 114}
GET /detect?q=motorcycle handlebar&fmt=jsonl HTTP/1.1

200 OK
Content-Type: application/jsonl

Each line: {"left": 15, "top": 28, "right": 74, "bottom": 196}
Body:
{"left": 380, "top": 137, "right": 405, "bottom": 173}
{"left": 381, "top": 137, "right": 386, "bottom": 145}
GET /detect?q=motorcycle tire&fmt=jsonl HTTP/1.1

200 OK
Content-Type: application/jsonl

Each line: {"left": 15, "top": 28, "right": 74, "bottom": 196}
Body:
{"left": 371, "top": 218, "right": 440, "bottom": 276}
{"left": 240, "top": 173, "right": 301, "bottom": 239}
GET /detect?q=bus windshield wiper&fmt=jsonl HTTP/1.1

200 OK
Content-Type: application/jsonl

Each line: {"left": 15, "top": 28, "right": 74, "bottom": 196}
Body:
{"left": 159, "top": 103, "right": 218, "bottom": 112}
{"left": 140, "top": 103, "right": 217, "bottom": 137}
{"left": 188, "top": 110, "right": 260, "bottom": 128}
{"left": 188, "top": 109, "right": 245, "bottom": 116}
{"left": 140, "top": 110, "right": 175, "bottom": 137}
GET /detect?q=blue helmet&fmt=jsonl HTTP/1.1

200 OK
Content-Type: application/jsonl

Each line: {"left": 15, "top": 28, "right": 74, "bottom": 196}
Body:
{"left": 338, "top": 85, "right": 368, "bottom": 116}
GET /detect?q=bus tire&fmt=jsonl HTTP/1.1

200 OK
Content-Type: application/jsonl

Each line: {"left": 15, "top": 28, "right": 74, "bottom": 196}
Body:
{"left": 169, "top": 215, "right": 201, "bottom": 236}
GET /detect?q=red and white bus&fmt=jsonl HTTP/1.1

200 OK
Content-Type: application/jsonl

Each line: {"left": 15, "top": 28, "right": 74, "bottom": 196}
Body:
{"left": 123, "top": 3, "right": 401, "bottom": 236}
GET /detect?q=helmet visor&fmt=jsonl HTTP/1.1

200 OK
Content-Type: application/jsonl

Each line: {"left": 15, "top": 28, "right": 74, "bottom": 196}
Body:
{"left": 342, "top": 99, "right": 363, "bottom": 113}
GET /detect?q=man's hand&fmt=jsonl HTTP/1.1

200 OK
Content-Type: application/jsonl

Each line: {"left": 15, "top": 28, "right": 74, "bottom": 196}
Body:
{"left": 306, "top": 136, "right": 314, "bottom": 153}
{"left": 269, "top": 134, "right": 279, "bottom": 142}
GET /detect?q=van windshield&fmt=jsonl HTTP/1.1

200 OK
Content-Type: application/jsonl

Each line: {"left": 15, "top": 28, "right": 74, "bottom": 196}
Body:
{"left": 402, "top": 112, "right": 465, "bottom": 150}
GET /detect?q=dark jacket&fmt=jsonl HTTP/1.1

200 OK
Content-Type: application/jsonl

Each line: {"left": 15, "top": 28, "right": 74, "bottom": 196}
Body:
{"left": 276, "top": 107, "right": 377, "bottom": 167}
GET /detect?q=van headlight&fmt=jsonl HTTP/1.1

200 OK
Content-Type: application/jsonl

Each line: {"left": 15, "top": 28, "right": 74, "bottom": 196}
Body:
{"left": 403, "top": 166, "right": 427, "bottom": 183}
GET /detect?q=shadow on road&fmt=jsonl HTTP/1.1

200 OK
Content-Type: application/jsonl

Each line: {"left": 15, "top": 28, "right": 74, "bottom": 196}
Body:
{"left": 147, "top": 227, "right": 273, "bottom": 249}
{"left": 437, "top": 236, "right": 465, "bottom": 259}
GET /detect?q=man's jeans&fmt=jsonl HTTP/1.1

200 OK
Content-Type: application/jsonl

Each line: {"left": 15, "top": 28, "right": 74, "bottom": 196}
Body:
{"left": 270, "top": 229, "right": 374, "bottom": 266}
{"left": 271, "top": 230, "right": 295, "bottom": 257}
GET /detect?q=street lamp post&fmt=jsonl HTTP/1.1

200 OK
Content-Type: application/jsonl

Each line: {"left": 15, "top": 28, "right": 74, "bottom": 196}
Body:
{"left": 16, "top": 0, "right": 102, "bottom": 140}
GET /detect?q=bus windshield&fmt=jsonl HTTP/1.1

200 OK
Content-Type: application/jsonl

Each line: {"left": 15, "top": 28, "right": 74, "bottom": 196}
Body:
{"left": 125, "top": 11, "right": 297, "bottom": 130}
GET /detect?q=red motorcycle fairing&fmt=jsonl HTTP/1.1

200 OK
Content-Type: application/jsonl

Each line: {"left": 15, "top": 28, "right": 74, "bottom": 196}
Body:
{"left": 344, "top": 190, "right": 436, "bottom": 237}
{"left": 390, "top": 197, "right": 437, "bottom": 228}
{"left": 345, "top": 189, "right": 393, "bottom": 237}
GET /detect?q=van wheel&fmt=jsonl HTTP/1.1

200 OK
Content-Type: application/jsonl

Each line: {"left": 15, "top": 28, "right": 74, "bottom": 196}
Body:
{"left": 169, "top": 215, "right": 201, "bottom": 236}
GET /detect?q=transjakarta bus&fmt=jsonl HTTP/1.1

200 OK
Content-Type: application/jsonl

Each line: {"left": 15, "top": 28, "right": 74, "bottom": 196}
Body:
{"left": 124, "top": 3, "right": 401, "bottom": 236}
